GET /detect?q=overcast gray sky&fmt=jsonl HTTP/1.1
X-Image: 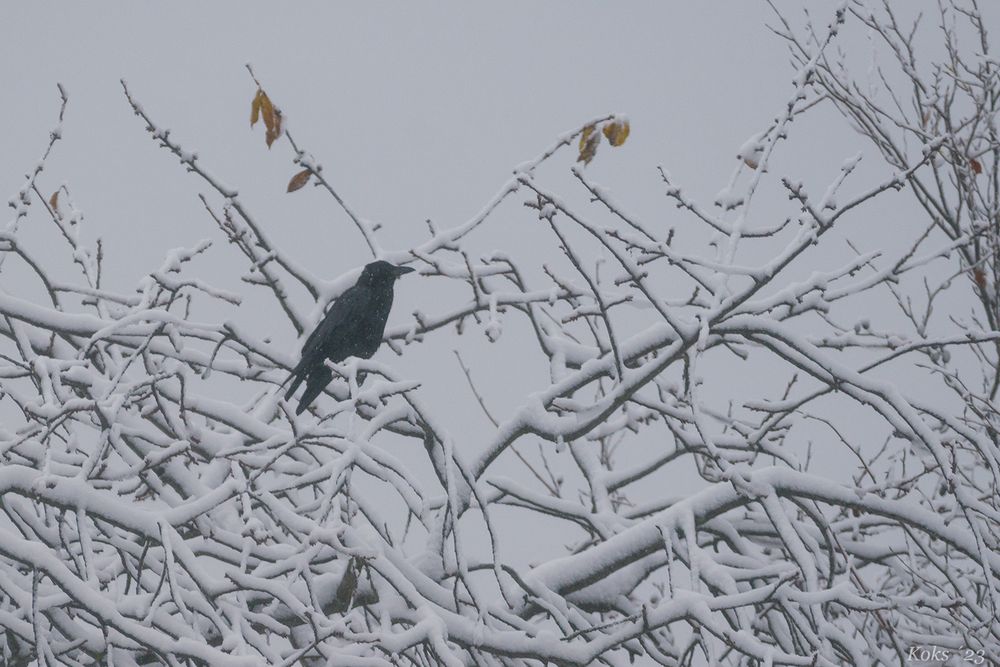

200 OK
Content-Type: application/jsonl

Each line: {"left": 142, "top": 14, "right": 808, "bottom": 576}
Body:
{"left": 1, "top": 1, "right": 974, "bottom": 567}
{"left": 4, "top": 1, "right": 864, "bottom": 282}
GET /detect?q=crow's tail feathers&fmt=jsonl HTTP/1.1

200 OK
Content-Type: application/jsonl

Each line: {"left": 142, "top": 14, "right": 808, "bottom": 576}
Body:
{"left": 284, "top": 359, "right": 309, "bottom": 403}
{"left": 295, "top": 366, "right": 334, "bottom": 415}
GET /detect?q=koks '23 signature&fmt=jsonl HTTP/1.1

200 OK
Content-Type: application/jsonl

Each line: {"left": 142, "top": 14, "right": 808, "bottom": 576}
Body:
{"left": 907, "top": 645, "right": 989, "bottom": 664}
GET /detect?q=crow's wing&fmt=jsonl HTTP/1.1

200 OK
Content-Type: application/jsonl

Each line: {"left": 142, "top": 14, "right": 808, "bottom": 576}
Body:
{"left": 352, "top": 287, "right": 394, "bottom": 359}
{"left": 284, "top": 285, "right": 372, "bottom": 402}
{"left": 302, "top": 284, "right": 373, "bottom": 362}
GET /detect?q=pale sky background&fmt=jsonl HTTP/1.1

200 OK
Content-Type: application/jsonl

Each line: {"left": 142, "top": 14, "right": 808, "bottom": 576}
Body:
{"left": 1, "top": 1, "right": 985, "bottom": 582}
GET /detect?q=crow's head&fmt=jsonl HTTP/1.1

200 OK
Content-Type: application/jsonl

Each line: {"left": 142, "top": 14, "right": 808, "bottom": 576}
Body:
{"left": 360, "top": 260, "right": 415, "bottom": 285}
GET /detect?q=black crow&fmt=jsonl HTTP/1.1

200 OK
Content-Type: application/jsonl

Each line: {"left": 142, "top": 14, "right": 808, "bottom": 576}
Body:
{"left": 284, "top": 260, "right": 414, "bottom": 414}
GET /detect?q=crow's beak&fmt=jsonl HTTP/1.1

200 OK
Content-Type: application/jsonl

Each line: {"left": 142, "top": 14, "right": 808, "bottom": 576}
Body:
{"left": 395, "top": 265, "right": 416, "bottom": 276}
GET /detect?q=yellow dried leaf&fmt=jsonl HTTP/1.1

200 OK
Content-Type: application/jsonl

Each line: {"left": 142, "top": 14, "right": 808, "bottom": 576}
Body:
{"left": 49, "top": 190, "right": 59, "bottom": 213}
{"left": 251, "top": 89, "right": 263, "bottom": 127}
{"left": 259, "top": 91, "right": 275, "bottom": 132}
{"left": 579, "top": 124, "right": 596, "bottom": 153}
{"left": 287, "top": 169, "right": 311, "bottom": 193}
{"left": 251, "top": 88, "right": 283, "bottom": 148}
{"left": 266, "top": 109, "right": 283, "bottom": 148}
{"left": 578, "top": 124, "right": 600, "bottom": 166}
{"left": 603, "top": 119, "right": 630, "bottom": 147}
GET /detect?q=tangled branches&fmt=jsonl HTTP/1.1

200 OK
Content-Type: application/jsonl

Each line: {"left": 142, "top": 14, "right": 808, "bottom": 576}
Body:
{"left": 0, "top": 4, "right": 998, "bottom": 665}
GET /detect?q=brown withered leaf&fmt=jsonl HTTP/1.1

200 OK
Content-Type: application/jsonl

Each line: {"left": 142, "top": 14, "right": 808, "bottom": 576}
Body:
{"left": 260, "top": 94, "right": 275, "bottom": 130}
{"left": 265, "top": 109, "right": 283, "bottom": 148}
{"left": 971, "top": 158, "right": 983, "bottom": 175}
{"left": 602, "top": 119, "right": 630, "bottom": 147}
{"left": 251, "top": 89, "right": 263, "bottom": 127}
{"left": 973, "top": 268, "right": 987, "bottom": 290}
{"left": 578, "top": 124, "right": 600, "bottom": 166}
{"left": 287, "top": 169, "right": 311, "bottom": 193}
{"left": 49, "top": 190, "right": 60, "bottom": 213}
{"left": 332, "top": 558, "right": 360, "bottom": 612}
{"left": 251, "top": 88, "right": 283, "bottom": 148}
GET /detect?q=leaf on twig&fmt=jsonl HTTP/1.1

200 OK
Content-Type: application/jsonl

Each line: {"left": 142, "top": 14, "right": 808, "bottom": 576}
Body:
{"left": 970, "top": 158, "right": 982, "bottom": 175}
{"left": 603, "top": 118, "right": 630, "bottom": 147}
{"left": 577, "top": 118, "right": 631, "bottom": 166}
{"left": 578, "top": 124, "right": 600, "bottom": 166}
{"left": 265, "top": 109, "right": 283, "bottom": 148}
{"left": 250, "top": 88, "right": 283, "bottom": 148}
{"left": 250, "top": 90, "right": 263, "bottom": 127}
{"left": 49, "top": 190, "right": 60, "bottom": 214}
{"left": 332, "top": 558, "right": 360, "bottom": 612}
{"left": 287, "top": 169, "right": 311, "bottom": 193}
{"left": 973, "top": 268, "right": 987, "bottom": 290}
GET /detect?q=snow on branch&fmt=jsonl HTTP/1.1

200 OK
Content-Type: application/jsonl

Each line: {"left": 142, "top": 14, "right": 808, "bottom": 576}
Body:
{"left": 0, "top": 6, "right": 998, "bottom": 662}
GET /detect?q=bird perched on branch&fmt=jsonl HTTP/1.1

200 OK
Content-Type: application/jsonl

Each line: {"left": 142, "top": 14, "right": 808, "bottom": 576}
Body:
{"left": 284, "top": 260, "right": 415, "bottom": 414}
